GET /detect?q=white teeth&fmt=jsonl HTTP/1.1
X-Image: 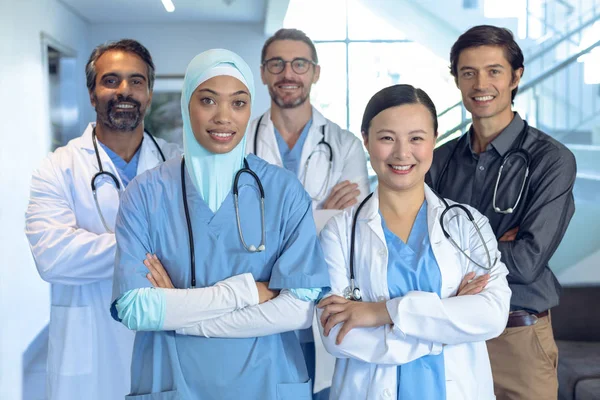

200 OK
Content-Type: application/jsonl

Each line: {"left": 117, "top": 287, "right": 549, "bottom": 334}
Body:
{"left": 474, "top": 96, "right": 494, "bottom": 101}
{"left": 210, "top": 132, "right": 234, "bottom": 138}
{"left": 280, "top": 85, "right": 299, "bottom": 89}
{"left": 391, "top": 165, "right": 411, "bottom": 171}
{"left": 116, "top": 104, "right": 135, "bottom": 109}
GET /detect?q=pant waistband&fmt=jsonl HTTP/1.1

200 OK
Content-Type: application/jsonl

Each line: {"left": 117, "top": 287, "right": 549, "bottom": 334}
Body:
{"left": 506, "top": 310, "right": 549, "bottom": 328}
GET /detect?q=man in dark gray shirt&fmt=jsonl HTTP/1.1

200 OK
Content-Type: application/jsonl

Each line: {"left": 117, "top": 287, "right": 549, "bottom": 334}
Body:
{"left": 427, "top": 25, "right": 576, "bottom": 399}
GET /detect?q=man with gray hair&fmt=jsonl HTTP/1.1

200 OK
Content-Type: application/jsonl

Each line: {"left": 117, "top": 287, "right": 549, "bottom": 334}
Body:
{"left": 25, "top": 39, "right": 180, "bottom": 400}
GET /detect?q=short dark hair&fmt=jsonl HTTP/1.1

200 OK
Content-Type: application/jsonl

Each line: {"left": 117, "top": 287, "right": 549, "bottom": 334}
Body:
{"left": 85, "top": 39, "right": 155, "bottom": 93}
{"left": 261, "top": 28, "right": 318, "bottom": 64}
{"left": 361, "top": 84, "right": 438, "bottom": 136}
{"left": 450, "top": 25, "right": 525, "bottom": 101}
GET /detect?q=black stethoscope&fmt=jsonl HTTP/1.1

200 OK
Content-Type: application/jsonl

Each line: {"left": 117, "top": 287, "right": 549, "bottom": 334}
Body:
{"left": 253, "top": 115, "right": 333, "bottom": 201}
{"left": 345, "top": 191, "right": 497, "bottom": 302}
{"left": 435, "top": 121, "right": 531, "bottom": 214}
{"left": 91, "top": 127, "right": 165, "bottom": 233}
{"left": 180, "top": 156, "right": 266, "bottom": 288}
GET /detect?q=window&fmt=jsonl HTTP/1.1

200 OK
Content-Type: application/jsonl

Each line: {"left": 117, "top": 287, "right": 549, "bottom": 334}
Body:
{"left": 284, "top": 0, "right": 460, "bottom": 137}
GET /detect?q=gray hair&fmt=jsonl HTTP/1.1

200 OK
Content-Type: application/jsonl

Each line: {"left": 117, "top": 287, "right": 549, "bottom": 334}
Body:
{"left": 261, "top": 28, "right": 318, "bottom": 64}
{"left": 85, "top": 39, "right": 155, "bottom": 93}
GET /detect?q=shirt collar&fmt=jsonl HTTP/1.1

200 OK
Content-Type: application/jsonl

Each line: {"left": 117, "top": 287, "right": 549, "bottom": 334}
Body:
{"left": 466, "top": 112, "right": 525, "bottom": 157}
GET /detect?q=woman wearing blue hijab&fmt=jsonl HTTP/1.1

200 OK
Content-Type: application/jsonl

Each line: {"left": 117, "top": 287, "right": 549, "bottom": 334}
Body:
{"left": 111, "top": 49, "right": 329, "bottom": 399}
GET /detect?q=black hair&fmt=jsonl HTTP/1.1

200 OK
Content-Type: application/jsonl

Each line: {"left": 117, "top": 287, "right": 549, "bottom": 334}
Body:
{"left": 450, "top": 25, "right": 525, "bottom": 101}
{"left": 261, "top": 28, "right": 318, "bottom": 64}
{"left": 361, "top": 84, "right": 438, "bottom": 136}
{"left": 85, "top": 39, "right": 155, "bottom": 93}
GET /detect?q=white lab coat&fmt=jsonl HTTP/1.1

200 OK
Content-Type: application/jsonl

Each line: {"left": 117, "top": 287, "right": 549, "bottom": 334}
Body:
{"left": 317, "top": 185, "right": 511, "bottom": 400}
{"left": 247, "top": 107, "right": 370, "bottom": 210}
{"left": 25, "top": 123, "right": 181, "bottom": 400}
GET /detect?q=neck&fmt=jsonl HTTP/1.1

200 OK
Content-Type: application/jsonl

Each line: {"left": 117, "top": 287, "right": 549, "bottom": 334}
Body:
{"left": 377, "top": 182, "right": 425, "bottom": 220}
{"left": 94, "top": 122, "right": 144, "bottom": 163}
{"left": 471, "top": 110, "right": 514, "bottom": 154}
{"left": 270, "top": 101, "right": 312, "bottom": 148}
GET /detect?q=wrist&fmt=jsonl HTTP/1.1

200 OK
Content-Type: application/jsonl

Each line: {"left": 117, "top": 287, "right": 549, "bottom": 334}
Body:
{"left": 374, "top": 302, "right": 393, "bottom": 326}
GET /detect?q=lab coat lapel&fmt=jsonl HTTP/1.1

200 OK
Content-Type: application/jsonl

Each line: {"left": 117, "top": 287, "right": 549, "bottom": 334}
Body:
{"left": 425, "top": 185, "right": 461, "bottom": 298}
{"left": 256, "top": 110, "right": 283, "bottom": 167}
{"left": 297, "top": 107, "right": 328, "bottom": 180}
{"left": 361, "top": 189, "right": 391, "bottom": 300}
{"left": 136, "top": 132, "right": 163, "bottom": 174}
{"left": 79, "top": 123, "right": 124, "bottom": 188}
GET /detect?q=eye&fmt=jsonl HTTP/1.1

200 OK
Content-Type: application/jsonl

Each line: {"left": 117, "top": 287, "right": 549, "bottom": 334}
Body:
{"left": 462, "top": 71, "right": 474, "bottom": 78}
{"left": 411, "top": 136, "right": 424, "bottom": 142}
{"left": 294, "top": 59, "right": 307, "bottom": 68}
{"left": 131, "top": 78, "right": 144, "bottom": 85}
{"left": 379, "top": 136, "right": 394, "bottom": 141}
{"left": 201, "top": 97, "right": 215, "bottom": 105}
{"left": 490, "top": 69, "right": 501, "bottom": 75}
{"left": 103, "top": 77, "right": 118, "bottom": 86}
{"left": 233, "top": 100, "right": 247, "bottom": 108}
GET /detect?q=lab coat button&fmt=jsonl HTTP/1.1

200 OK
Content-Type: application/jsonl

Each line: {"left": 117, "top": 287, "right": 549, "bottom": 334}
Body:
{"left": 383, "top": 388, "right": 392, "bottom": 398}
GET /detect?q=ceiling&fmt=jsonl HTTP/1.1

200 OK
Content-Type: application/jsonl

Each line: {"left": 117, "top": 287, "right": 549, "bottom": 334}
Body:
{"left": 59, "top": 0, "right": 268, "bottom": 23}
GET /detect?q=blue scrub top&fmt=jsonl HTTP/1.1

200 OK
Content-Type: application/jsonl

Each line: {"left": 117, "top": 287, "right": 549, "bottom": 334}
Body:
{"left": 382, "top": 201, "right": 446, "bottom": 400}
{"left": 99, "top": 141, "right": 141, "bottom": 187}
{"left": 274, "top": 119, "right": 312, "bottom": 175}
{"left": 112, "top": 154, "right": 330, "bottom": 399}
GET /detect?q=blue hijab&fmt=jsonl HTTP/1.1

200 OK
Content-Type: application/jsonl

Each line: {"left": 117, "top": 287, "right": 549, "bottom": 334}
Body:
{"left": 181, "top": 49, "right": 255, "bottom": 212}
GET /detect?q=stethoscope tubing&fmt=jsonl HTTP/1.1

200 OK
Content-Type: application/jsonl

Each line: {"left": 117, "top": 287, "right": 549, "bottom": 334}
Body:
{"left": 254, "top": 114, "right": 333, "bottom": 201}
{"left": 181, "top": 156, "right": 266, "bottom": 288}
{"left": 347, "top": 190, "right": 497, "bottom": 301}
{"left": 91, "top": 127, "right": 165, "bottom": 233}
{"left": 435, "top": 121, "right": 531, "bottom": 215}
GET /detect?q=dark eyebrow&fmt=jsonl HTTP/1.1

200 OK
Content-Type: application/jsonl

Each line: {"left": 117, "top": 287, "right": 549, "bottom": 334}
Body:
{"left": 459, "top": 64, "right": 505, "bottom": 71}
{"left": 408, "top": 129, "right": 428, "bottom": 135}
{"left": 197, "top": 88, "right": 249, "bottom": 97}
{"left": 231, "top": 90, "right": 249, "bottom": 97}
{"left": 376, "top": 129, "right": 396, "bottom": 135}
{"left": 100, "top": 72, "right": 147, "bottom": 80}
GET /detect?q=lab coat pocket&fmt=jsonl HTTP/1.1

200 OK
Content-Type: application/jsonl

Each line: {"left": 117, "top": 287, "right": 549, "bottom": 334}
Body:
{"left": 125, "top": 390, "right": 180, "bottom": 399}
{"left": 48, "top": 305, "right": 93, "bottom": 375}
{"left": 276, "top": 379, "right": 313, "bottom": 399}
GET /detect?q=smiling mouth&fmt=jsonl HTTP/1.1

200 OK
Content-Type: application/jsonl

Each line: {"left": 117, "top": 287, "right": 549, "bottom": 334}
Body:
{"left": 472, "top": 95, "right": 495, "bottom": 102}
{"left": 389, "top": 164, "right": 414, "bottom": 174}
{"left": 208, "top": 130, "right": 236, "bottom": 142}
{"left": 277, "top": 84, "right": 300, "bottom": 90}
{"left": 114, "top": 103, "right": 137, "bottom": 110}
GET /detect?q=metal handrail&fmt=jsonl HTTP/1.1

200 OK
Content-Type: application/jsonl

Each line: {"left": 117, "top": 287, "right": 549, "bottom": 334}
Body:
{"left": 528, "top": 11, "right": 600, "bottom": 63}
{"left": 437, "top": 37, "right": 600, "bottom": 142}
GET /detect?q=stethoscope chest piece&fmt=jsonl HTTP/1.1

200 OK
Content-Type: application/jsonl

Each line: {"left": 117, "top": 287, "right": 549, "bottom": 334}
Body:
{"left": 344, "top": 285, "right": 362, "bottom": 302}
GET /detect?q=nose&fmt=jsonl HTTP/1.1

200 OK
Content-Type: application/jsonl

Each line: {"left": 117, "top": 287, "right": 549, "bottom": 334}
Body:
{"left": 117, "top": 80, "right": 132, "bottom": 97}
{"left": 474, "top": 74, "right": 488, "bottom": 90}
{"left": 213, "top": 103, "right": 232, "bottom": 125}
{"left": 393, "top": 137, "right": 410, "bottom": 160}
{"left": 282, "top": 62, "right": 296, "bottom": 80}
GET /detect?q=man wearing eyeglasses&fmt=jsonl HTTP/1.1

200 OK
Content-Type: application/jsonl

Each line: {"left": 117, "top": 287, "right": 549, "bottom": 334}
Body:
{"left": 247, "top": 28, "right": 369, "bottom": 399}
{"left": 248, "top": 28, "right": 369, "bottom": 212}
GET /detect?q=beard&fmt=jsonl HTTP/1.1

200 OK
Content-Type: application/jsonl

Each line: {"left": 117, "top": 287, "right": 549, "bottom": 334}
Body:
{"left": 95, "top": 94, "right": 144, "bottom": 131}
{"left": 268, "top": 81, "right": 310, "bottom": 109}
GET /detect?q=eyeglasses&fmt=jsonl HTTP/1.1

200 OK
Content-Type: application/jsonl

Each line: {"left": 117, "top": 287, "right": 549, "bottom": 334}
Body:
{"left": 263, "top": 57, "right": 317, "bottom": 75}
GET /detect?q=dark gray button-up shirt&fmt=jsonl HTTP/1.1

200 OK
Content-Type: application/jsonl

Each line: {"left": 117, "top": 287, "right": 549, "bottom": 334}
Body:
{"left": 427, "top": 112, "right": 577, "bottom": 313}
